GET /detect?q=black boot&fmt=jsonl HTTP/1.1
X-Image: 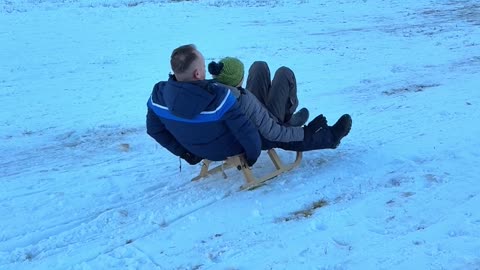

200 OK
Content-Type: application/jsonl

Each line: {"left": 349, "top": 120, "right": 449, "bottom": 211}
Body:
{"left": 330, "top": 114, "right": 352, "bottom": 148}
{"left": 287, "top": 107, "right": 309, "bottom": 126}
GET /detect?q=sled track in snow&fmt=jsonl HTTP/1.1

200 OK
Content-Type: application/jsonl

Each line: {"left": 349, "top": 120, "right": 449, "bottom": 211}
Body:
{"left": 0, "top": 171, "right": 239, "bottom": 266}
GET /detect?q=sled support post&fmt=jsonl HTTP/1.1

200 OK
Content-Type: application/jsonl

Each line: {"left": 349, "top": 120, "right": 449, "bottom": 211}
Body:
{"left": 191, "top": 149, "right": 303, "bottom": 190}
{"left": 196, "top": 160, "right": 211, "bottom": 179}
{"left": 268, "top": 148, "right": 284, "bottom": 170}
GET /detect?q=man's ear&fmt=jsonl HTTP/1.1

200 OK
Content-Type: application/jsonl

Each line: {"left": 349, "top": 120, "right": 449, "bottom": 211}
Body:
{"left": 192, "top": 68, "right": 200, "bottom": 80}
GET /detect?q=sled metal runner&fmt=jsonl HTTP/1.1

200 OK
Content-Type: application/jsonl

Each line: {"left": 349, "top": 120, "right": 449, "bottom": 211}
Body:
{"left": 192, "top": 149, "right": 303, "bottom": 190}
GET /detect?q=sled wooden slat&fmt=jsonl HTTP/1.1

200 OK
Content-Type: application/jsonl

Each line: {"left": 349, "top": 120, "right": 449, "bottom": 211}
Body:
{"left": 191, "top": 158, "right": 236, "bottom": 181}
{"left": 191, "top": 149, "right": 303, "bottom": 190}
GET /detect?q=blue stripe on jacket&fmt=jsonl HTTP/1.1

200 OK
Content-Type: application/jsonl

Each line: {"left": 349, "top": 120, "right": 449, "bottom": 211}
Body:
{"left": 147, "top": 90, "right": 236, "bottom": 123}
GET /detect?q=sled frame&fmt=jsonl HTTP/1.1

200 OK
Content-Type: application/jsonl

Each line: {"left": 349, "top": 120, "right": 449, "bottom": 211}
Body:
{"left": 191, "top": 149, "right": 303, "bottom": 190}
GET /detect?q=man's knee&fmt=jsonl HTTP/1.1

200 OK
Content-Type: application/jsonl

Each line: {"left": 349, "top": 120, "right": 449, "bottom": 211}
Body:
{"left": 275, "top": 66, "right": 295, "bottom": 80}
{"left": 249, "top": 61, "right": 269, "bottom": 74}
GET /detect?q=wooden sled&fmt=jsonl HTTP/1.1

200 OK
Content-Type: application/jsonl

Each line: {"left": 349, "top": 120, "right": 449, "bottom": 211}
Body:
{"left": 191, "top": 149, "right": 303, "bottom": 190}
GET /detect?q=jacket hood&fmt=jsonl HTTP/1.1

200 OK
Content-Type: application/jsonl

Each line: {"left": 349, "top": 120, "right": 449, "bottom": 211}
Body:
{"left": 158, "top": 77, "right": 216, "bottom": 119}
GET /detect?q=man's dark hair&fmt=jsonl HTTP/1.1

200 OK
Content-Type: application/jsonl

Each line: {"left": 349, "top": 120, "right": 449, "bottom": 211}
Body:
{"left": 170, "top": 44, "right": 198, "bottom": 74}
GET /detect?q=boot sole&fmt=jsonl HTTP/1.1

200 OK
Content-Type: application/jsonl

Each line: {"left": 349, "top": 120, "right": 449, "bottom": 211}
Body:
{"left": 332, "top": 114, "right": 352, "bottom": 148}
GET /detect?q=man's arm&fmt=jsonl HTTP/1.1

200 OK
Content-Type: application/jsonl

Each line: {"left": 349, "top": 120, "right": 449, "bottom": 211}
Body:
{"left": 146, "top": 108, "right": 201, "bottom": 164}
{"left": 239, "top": 91, "right": 304, "bottom": 142}
{"left": 223, "top": 102, "right": 262, "bottom": 166}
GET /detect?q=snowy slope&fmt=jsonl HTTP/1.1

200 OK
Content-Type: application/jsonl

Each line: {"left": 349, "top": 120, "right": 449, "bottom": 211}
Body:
{"left": 1, "top": 0, "right": 479, "bottom": 269}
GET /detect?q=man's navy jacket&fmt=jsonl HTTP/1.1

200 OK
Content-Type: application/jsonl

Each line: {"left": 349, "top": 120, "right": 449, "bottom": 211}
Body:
{"left": 146, "top": 76, "right": 261, "bottom": 162}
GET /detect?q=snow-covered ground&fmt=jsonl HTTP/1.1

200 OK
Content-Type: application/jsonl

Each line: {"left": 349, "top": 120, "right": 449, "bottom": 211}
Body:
{"left": 1, "top": 0, "right": 479, "bottom": 269}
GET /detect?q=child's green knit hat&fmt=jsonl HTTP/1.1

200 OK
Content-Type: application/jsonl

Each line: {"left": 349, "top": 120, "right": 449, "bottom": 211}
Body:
{"left": 208, "top": 57, "right": 244, "bottom": 87}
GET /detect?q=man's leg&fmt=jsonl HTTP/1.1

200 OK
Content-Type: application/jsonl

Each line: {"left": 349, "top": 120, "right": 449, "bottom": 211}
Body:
{"left": 267, "top": 67, "right": 299, "bottom": 123}
{"left": 261, "top": 114, "right": 352, "bottom": 151}
{"left": 261, "top": 127, "right": 335, "bottom": 151}
{"left": 246, "top": 61, "right": 271, "bottom": 106}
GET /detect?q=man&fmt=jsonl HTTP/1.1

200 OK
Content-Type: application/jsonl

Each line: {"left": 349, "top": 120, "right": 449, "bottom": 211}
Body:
{"left": 146, "top": 44, "right": 261, "bottom": 166}
{"left": 146, "top": 44, "right": 352, "bottom": 166}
